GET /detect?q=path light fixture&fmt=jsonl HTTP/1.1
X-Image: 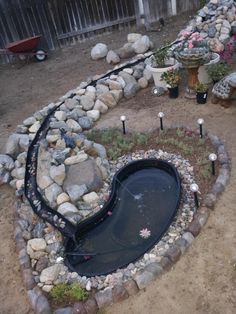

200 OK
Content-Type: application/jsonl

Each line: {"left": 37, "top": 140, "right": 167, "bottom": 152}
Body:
{"left": 158, "top": 112, "right": 165, "bottom": 131}
{"left": 190, "top": 183, "right": 199, "bottom": 208}
{"left": 197, "top": 118, "right": 204, "bottom": 138}
{"left": 120, "top": 115, "right": 126, "bottom": 135}
{"left": 209, "top": 153, "right": 217, "bottom": 176}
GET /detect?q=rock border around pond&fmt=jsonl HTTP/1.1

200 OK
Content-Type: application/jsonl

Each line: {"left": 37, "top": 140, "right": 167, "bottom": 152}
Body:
{"left": 13, "top": 132, "right": 230, "bottom": 314}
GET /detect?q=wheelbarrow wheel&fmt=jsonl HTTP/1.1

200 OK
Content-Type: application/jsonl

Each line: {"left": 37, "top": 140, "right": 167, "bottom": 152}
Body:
{"left": 34, "top": 49, "right": 47, "bottom": 62}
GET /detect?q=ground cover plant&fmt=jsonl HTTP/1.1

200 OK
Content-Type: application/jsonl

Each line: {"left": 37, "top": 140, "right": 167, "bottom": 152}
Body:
{"left": 87, "top": 127, "right": 218, "bottom": 196}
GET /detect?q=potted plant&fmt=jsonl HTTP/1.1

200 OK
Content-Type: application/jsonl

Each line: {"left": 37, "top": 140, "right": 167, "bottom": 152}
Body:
{"left": 198, "top": 52, "right": 220, "bottom": 84}
{"left": 147, "top": 44, "right": 179, "bottom": 89}
{"left": 161, "top": 69, "right": 180, "bottom": 98}
{"left": 206, "top": 61, "right": 230, "bottom": 84}
{"left": 195, "top": 82, "right": 208, "bottom": 104}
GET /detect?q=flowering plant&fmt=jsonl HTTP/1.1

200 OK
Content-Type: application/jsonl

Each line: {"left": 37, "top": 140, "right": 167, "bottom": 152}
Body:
{"left": 178, "top": 31, "right": 208, "bottom": 50}
{"left": 219, "top": 40, "right": 234, "bottom": 62}
{"left": 161, "top": 69, "right": 180, "bottom": 87}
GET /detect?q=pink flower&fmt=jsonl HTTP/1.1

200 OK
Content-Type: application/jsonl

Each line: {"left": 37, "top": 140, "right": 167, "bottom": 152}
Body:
{"left": 139, "top": 228, "right": 151, "bottom": 239}
{"left": 188, "top": 42, "right": 194, "bottom": 49}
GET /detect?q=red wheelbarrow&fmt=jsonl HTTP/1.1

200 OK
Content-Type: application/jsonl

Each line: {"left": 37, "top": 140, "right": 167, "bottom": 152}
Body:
{"left": 0, "top": 35, "right": 47, "bottom": 62}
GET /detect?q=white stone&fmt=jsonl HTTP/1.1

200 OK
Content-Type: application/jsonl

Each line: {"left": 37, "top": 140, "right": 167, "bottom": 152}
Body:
{"left": 87, "top": 110, "right": 100, "bottom": 121}
{"left": 91, "top": 43, "right": 108, "bottom": 60}
{"left": 93, "top": 99, "right": 109, "bottom": 113}
{"left": 16, "top": 179, "right": 24, "bottom": 190}
{"left": 106, "top": 50, "right": 120, "bottom": 64}
{"left": 127, "top": 33, "right": 142, "bottom": 43}
{"left": 76, "top": 88, "right": 86, "bottom": 96}
{"left": 40, "top": 264, "right": 62, "bottom": 283}
{"left": 86, "top": 86, "right": 96, "bottom": 93}
{"left": 42, "top": 285, "right": 53, "bottom": 292}
{"left": 64, "top": 152, "right": 88, "bottom": 165}
{"left": 45, "top": 183, "right": 62, "bottom": 204}
{"left": 123, "top": 68, "right": 133, "bottom": 75}
{"left": 46, "top": 134, "right": 59, "bottom": 143}
{"left": 66, "top": 119, "right": 82, "bottom": 132}
{"left": 57, "top": 192, "right": 70, "bottom": 205}
{"left": 138, "top": 77, "right": 148, "bottom": 89}
{"left": 86, "top": 281, "right": 92, "bottom": 291}
{"left": 49, "top": 164, "right": 66, "bottom": 185}
{"left": 27, "top": 238, "right": 47, "bottom": 252}
{"left": 116, "top": 76, "right": 126, "bottom": 88}
{"left": 55, "top": 111, "right": 67, "bottom": 121}
{"left": 83, "top": 192, "right": 99, "bottom": 204}
{"left": 57, "top": 202, "right": 79, "bottom": 215}
{"left": 132, "top": 35, "right": 150, "bottom": 54}
{"left": 29, "top": 121, "right": 41, "bottom": 133}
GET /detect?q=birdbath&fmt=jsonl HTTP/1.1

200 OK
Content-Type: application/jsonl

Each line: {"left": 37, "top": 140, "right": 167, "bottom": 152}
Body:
{"left": 175, "top": 48, "right": 210, "bottom": 98}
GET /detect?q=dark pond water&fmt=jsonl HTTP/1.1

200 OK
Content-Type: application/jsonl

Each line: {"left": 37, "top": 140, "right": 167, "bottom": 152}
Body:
{"left": 65, "top": 159, "right": 181, "bottom": 276}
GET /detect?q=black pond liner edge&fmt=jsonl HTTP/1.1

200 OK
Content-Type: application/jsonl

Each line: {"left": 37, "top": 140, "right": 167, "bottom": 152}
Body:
{"left": 64, "top": 158, "right": 181, "bottom": 276}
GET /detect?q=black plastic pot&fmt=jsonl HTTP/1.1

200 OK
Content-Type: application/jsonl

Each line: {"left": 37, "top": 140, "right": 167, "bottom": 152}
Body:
{"left": 196, "top": 91, "right": 208, "bottom": 104}
{"left": 168, "top": 86, "right": 179, "bottom": 99}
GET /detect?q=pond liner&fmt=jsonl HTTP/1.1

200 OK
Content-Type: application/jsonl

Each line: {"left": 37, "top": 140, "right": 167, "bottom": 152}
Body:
{"left": 64, "top": 159, "right": 181, "bottom": 276}
{"left": 24, "top": 37, "right": 184, "bottom": 241}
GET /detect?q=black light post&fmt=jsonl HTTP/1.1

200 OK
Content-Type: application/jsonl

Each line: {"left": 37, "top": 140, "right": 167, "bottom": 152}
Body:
{"left": 190, "top": 183, "right": 199, "bottom": 208}
{"left": 120, "top": 115, "right": 126, "bottom": 135}
{"left": 158, "top": 112, "right": 164, "bottom": 131}
{"left": 197, "top": 118, "right": 204, "bottom": 138}
{"left": 209, "top": 153, "right": 217, "bottom": 176}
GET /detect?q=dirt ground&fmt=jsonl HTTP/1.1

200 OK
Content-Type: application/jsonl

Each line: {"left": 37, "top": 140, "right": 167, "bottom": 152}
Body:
{"left": 0, "top": 12, "right": 235, "bottom": 314}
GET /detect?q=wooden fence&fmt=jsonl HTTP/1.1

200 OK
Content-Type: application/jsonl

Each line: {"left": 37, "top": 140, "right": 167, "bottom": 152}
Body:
{"left": 0, "top": 0, "right": 200, "bottom": 63}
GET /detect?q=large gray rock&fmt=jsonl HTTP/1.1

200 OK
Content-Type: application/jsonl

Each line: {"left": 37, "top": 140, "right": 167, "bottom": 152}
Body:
{"left": 49, "top": 164, "right": 66, "bottom": 185}
{"left": 132, "top": 35, "right": 150, "bottom": 54}
{"left": 23, "top": 116, "right": 36, "bottom": 126}
{"left": 45, "top": 183, "right": 62, "bottom": 205}
{"left": 65, "top": 184, "right": 88, "bottom": 202}
{"left": 57, "top": 202, "right": 79, "bottom": 215}
{"left": 40, "top": 264, "right": 62, "bottom": 283}
{"left": 106, "top": 50, "right": 120, "bottom": 64}
{"left": 98, "top": 92, "right": 117, "bottom": 108}
{"left": 93, "top": 99, "right": 109, "bottom": 113}
{"left": 78, "top": 117, "right": 93, "bottom": 130}
{"left": 80, "top": 95, "right": 95, "bottom": 111}
{"left": 0, "top": 154, "right": 14, "bottom": 170}
{"left": 66, "top": 119, "right": 82, "bottom": 133}
{"left": 91, "top": 43, "right": 108, "bottom": 60}
{"left": 63, "top": 159, "right": 103, "bottom": 192}
{"left": 5, "top": 134, "right": 21, "bottom": 158}
{"left": 119, "top": 71, "right": 140, "bottom": 99}
{"left": 127, "top": 33, "right": 142, "bottom": 43}
{"left": 117, "top": 43, "right": 136, "bottom": 59}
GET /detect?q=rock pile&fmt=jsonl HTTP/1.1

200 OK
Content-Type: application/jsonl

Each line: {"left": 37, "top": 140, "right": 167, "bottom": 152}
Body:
{"left": 182, "top": 0, "right": 236, "bottom": 51}
{"left": 91, "top": 33, "right": 153, "bottom": 64}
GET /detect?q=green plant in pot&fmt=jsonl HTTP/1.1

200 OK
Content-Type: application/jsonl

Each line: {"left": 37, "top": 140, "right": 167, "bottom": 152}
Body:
{"left": 195, "top": 82, "right": 208, "bottom": 104}
{"left": 206, "top": 61, "right": 230, "bottom": 84}
{"left": 147, "top": 44, "right": 179, "bottom": 89}
{"left": 161, "top": 69, "right": 180, "bottom": 98}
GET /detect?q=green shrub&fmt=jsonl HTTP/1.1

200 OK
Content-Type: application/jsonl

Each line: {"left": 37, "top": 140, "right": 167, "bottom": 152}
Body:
{"left": 50, "top": 283, "right": 89, "bottom": 303}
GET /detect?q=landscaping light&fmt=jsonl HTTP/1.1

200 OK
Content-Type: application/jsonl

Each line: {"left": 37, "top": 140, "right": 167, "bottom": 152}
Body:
{"left": 158, "top": 112, "right": 165, "bottom": 131}
{"left": 152, "top": 87, "right": 159, "bottom": 95}
{"left": 190, "top": 183, "right": 199, "bottom": 208}
{"left": 209, "top": 153, "right": 217, "bottom": 176}
{"left": 197, "top": 118, "right": 204, "bottom": 138}
{"left": 120, "top": 115, "right": 126, "bottom": 134}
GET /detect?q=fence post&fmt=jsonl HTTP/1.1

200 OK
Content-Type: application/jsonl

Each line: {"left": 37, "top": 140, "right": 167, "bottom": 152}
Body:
{"left": 171, "top": 0, "right": 177, "bottom": 15}
{"left": 134, "top": 0, "right": 142, "bottom": 29}
{"left": 142, "top": 0, "right": 151, "bottom": 30}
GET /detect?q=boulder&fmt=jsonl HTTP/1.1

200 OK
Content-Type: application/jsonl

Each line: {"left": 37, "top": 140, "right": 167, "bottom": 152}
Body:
{"left": 65, "top": 184, "right": 88, "bottom": 202}
{"left": 87, "top": 110, "right": 100, "bottom": 121}
{"left": 106, "top": 50, "right": 120, "bottom": 64}
{"left": 127, "top": 33, "right": 142, "bottom": 43}
{"left": 91, "top": 43, "right": 108, "bottom": 60}
{"left": 27, "top": 238, "right": 47, "bottom": 252}
{"left": 23, "top": 116, "right": 36, "bottom": 126}
{"left": 66, "top": 119, "right": 82, "bottom": 133}
{"left": 117, "top": 43, "right": 136, "bottom": 59}
{"left": 55, "top": 111, "right": 67, "bottom": 121}
{"left": 209, "top": 38, "right": 224, "bottom": 52}
{"left": 93, "top": 99, "right": 109, "bottom": 113}
{"left": 49, "top": 164, "right": 66, "bottom": 185}
{"left": 0, "top": 154, "right": 14, "bottom": 170}
{"left": 80, "top": 95, "right": 95, "bottom": 111}
{"left": 63, "top": 159, "right": 103, "bottom": 192}
{"left": 78, "top": 117, "right": 93, "bottom": 130}
{"left": 57, "top": 192, "right": 70, "bottom": 205}
{"left": 132, "top": 35, "right": 150, "bottom": 54}
{"left": 119, "top": 71, "right": 140, "bottom": 99}
{"left": 40, "top": 264, "right": 62, "bottom": 283}
{"left": 45, "top": 183, "right": 62, "bottom": 205}
{"left": 57, "top": 202, "right": 79, "bottom": 215}
{"left": 98, "top": 92, "right": 117, "bottom": 108}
